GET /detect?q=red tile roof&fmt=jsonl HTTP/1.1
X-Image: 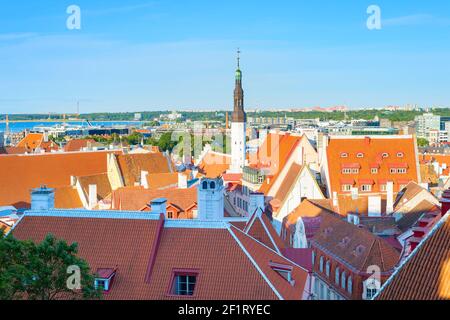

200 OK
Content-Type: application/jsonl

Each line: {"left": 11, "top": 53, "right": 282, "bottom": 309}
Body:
{"left": 377, "top": 214, "right": 450, "bottom": 300}
{"left": 64, "top": 139, "right": 96, "bottom": 152}
{"left": 12, "top": 211, "right": 309, "bottom": 300}
{"left": 311, "top": 212, "right": 400, "bottom": 273}
{"left": 112, "top": 186, "right": 197, "bottom": 212}
{"left": 244, "top": 211, "right": 285, "bottom": 253}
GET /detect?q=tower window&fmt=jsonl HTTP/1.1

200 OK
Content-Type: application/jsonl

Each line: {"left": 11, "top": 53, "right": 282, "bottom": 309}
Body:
{"left": 202, "top": 181, "right": 208, "bottom": 190}
{"left": 210, "top": 181, "right": 216, "bottom": 189}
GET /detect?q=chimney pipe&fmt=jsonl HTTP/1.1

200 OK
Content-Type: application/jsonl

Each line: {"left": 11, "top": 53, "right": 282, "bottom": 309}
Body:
{"left": 386, "top": 181, "right": 394, "bottom": 214}
{"left": 178, "top": 172, "right": 188, "bottom": 189}
{"left": 141, "top": 171, "right": 149, "bottom": 189}
{"left": 88, "top": 184, "right": 98, "bottom": 210}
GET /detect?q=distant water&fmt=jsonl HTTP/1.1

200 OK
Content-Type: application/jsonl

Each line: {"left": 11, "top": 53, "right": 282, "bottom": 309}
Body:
{"left": 0, "top": 121, "right": 144, "bottom": 133}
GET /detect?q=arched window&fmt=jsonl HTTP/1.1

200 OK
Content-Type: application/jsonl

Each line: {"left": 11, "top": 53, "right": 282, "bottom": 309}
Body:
{"left": 326, "top": 261, "right": 331, "bottom": 277}
{"left": 335, "top": 267, "right": 340, "bottom": 285}
{"left": 357, "top": 153, "right": 364, "bottom": 158}
{"left": 210, "top": 181, "right": 216, "bottom": 189}
{"left": 340, "top": 153, "right": 348, "bottom": 158}
{"left": 202, "top": 181, "right": 208, "bottom": 189}
{"left": 312, "top": 251, "right": 316, "bottom": 266}
{"left": 319, "top": 256, "right": 324, "bottom": 273}
{"left": 341, "top": 271, "right": 346, "bottom": 290}
{"left": 347, "top": 276, "right": 353, "bottom": 294}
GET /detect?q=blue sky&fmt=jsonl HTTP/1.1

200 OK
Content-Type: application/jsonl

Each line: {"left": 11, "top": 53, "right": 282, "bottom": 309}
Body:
{"left": 0, "top": 0, "right": 450, "bottom": 113}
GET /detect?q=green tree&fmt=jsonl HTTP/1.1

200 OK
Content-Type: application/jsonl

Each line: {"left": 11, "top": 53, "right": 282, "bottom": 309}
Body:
{"left": 417, "top": 137, "right": 429, "bottom": 147}
{"left": 0, "top": 233, "right": 102, "bottom": 300}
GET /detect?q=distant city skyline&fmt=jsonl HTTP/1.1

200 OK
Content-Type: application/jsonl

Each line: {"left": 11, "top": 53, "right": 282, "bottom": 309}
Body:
{"left": 1, "top": 0, "right": 450, "bottom": 113}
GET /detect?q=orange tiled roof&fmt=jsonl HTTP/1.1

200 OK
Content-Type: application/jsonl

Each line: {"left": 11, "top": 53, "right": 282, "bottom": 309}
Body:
{"left": 0, "top": 151, "right": 117, "bottom": 208}
{"left": 255, "top": 133, "right": 304, "bottom": 194}
{"left": 64, "top": 139, "right": 96, "bottom": 152}
{"left": 198, "top": 152, "right": 230, "bottom": 178}
{"left": 54, "top": 186, "right": 83, "bottom": 209}
{"left": 116, "top": 153, "right": 174, "bottom": 187}
{"left": 16, "top": 133, "right": 43, "bottom": 151}
{"left": 377, "top": 214, "right": 450, "bottom": 300}
{"left": 146, "top": 172, "right": 179, "bottom": 189}
{"left": 272, "top": 163, "right": 304, "bottom": 212}
{"left": 77, "top": 173, "right": 112, "bottom": 200}
{"left": 12, "top": 213, "right": 309, "bottom": 300}
{"left": 326, "top": 136, "right": 419, "bottom": 195}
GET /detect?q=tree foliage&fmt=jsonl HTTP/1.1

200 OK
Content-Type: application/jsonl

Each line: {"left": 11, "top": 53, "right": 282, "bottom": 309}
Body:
{"left": 417, "top": 137, "right": 429, "bottom": 147}
{"left": 0, "top": 233, "right": 102, "bottom": 300}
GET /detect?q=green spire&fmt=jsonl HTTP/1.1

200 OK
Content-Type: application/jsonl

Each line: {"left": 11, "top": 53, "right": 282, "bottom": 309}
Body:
{"left": 235, "top": 48, "right": 242, "bottom": 81}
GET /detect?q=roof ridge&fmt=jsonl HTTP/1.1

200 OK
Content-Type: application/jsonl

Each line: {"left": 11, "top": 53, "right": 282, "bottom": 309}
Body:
{"left": 230, "top": 225, "right": 309, "bottom": 274}
{"left": 375, "top": 212, "right": 450, "bottom": 299}
{"left": 227, "top": 225, "right": 284, "bottom": 300}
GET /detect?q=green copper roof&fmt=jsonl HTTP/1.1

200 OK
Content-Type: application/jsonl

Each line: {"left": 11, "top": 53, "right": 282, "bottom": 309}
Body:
{"left": 235, "top": 68, "right": 242, "bottom": 80}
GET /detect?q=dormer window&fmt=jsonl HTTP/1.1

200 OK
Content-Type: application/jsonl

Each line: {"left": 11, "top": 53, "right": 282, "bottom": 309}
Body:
{"left": 340, "top": 153, "right": 348, "bottom": 158}
{"left": 95, "top": 268, "right": 117, "bottom": 292}
{"left": 356, "top": 153, "right": 364, "bottom": 158}
{"left": 170, "top": 270, "right": 198, "bottom": 296}
{"left": 270, "top": 262, "right": 294, "bottom": 285}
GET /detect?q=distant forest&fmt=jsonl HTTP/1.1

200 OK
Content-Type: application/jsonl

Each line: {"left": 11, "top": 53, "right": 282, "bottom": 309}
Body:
{"left": 3, "top": 108, "right": 450, "bottom": 122}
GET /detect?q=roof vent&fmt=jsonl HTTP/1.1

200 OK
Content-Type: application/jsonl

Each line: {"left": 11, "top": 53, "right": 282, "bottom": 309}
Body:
{"left": 353, "top": 245, "right": 366, "bottom": 256}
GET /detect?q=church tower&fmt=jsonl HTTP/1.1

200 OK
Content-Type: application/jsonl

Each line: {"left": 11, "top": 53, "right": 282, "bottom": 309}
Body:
{"left": 230, "top": 49, "right": 247, "bottom": 173}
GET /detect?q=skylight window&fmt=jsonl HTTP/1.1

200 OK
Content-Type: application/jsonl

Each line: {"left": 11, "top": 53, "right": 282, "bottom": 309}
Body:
{"left": 171, "top": 272, "right": 198, "bottom": 296}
